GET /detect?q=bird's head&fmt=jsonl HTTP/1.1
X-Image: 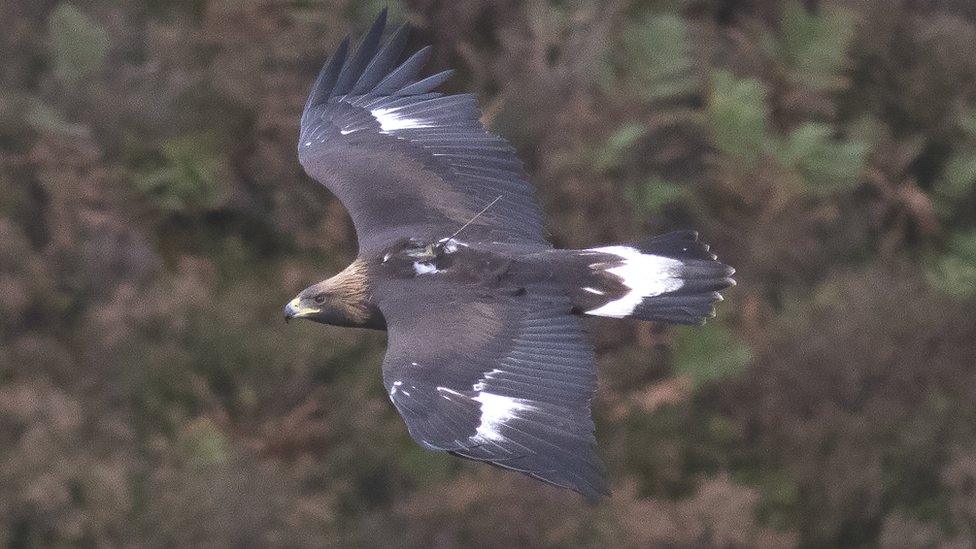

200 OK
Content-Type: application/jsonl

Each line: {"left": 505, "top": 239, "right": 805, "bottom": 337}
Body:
{"left": 283, "top": 282, "right": 343, "bottom": 325}
{"left": 283, "top": 262, "right": 385, "bottom": 329}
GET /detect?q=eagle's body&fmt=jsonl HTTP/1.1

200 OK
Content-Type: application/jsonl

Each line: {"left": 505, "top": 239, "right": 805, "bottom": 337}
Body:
{"left": 284, "top": 11, "right": 734, "bottom": 500}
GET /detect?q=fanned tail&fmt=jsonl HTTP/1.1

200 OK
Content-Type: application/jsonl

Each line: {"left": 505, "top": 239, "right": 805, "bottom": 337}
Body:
{"left": 573, "top": 231, "right": 735, "bottom": 325}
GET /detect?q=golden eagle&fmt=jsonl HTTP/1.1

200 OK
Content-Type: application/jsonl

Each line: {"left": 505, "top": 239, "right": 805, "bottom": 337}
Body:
{"left": 284, "top": 10, "right": 734, "bottom": 500}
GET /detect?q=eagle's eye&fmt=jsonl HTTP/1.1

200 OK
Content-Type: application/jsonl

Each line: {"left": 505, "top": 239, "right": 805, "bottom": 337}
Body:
{"left": 313, "top": 294, "right": 327, "bottom": 305}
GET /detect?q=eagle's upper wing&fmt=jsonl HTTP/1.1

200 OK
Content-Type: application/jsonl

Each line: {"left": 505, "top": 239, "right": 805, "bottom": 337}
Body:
{"left": 298, "top": 11, "right": 548, "bottom": 254}
{"left": 375, "top": 278, "right": 607, "bottom": 500}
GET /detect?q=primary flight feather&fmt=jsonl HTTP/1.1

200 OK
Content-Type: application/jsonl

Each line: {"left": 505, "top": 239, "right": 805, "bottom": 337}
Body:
{"left": 284, "top": 9, "right": 735, "bottom": 500}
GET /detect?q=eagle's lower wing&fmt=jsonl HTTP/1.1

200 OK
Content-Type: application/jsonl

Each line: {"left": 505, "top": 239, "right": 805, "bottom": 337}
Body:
{"left": 298, "top": 11, "right": 548, "bottom": 254}
{"left": 376, "top": 281, "right": 608, "bottom": 500}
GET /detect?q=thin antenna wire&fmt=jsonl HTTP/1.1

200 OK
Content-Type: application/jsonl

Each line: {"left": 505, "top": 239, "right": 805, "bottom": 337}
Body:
{"left": 445, "top": 195, "right": 503, "bottom": 241}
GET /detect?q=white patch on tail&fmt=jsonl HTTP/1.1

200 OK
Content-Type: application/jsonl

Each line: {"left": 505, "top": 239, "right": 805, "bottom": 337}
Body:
{"left": 585, "top": 245, "right": 685, "bottom": 318}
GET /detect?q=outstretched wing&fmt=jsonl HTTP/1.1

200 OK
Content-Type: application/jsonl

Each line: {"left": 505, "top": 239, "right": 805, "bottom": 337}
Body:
{"left": 375, "top": 279, "right": 607, "bottom": 500}
{"left": 298, "top": 10, "right": 548, "bottom": 254}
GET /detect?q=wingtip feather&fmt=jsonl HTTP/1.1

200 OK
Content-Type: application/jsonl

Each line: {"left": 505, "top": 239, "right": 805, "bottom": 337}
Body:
{"left": 302, "top": 36, "right": 350, "bottom": 117}
{"left": 304, "top": 9, "right": 448, "bottom": 109}
{"left": 352, "top": 23, "right": 411, "bottom": 94}
{"left": 397, "top": 69, "right": 455, "bottom": 95}
{"left": 374, "top": 45, "right": 433, "bottom": 94}
{"left": 333, "top": 9, "right": 389, "bottom": 96}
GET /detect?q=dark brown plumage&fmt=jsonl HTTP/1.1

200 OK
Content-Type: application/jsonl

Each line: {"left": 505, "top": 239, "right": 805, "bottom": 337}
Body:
{"left": 283, "top": 10, "right": 735, "bottom": 500}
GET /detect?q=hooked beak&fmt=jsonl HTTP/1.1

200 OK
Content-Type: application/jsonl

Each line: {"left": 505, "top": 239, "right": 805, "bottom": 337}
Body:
{"left": 283, "top": 297, "right": 317, "bottom": 323}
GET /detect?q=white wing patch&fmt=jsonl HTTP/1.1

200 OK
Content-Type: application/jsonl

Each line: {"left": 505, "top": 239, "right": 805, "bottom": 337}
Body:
{"left": 437, "top": 237, "right": 469, "bottom": 253}
{"left": 413, "top": 262, "right": 438, "bottom": 275}
{"left": 471, "top": 368, "right": 503, "bottom": 392}
{"left": 472, "top": 392, "right": 534, "bottom": 442}
{"left": 585, "top": 245, "right": 685, "bottom": 318}
{"left": 408, "top": 239, "right": 469, "bottom": 275}
{"left": 389, "top": 380, "right": 403, "bottom": 396}
{"left": 371, "top": 107, "right": 436, "bottom": 132}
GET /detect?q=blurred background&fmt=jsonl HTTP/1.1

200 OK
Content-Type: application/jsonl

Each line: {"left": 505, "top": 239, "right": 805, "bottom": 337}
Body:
{"left": 3, "top": 0, "right": 976, "bottom": 546}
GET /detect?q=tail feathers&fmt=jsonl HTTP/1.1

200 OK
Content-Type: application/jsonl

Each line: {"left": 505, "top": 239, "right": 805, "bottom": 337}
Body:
{"left": 579, "top": 231, "right": 734, "bottom": 325}
{"left": 635, "top": 230, "right": 718, "bottom": 261}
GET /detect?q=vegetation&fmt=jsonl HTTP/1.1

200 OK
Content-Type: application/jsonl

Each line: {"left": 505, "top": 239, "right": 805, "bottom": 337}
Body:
{"left": 2, "top": 0, "right": 976, "bottom": 546}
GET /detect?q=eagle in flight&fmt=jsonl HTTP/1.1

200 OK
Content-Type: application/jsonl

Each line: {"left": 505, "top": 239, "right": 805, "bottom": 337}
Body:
{"left": 284, "top": 10, "right": 735, "bottom": 500}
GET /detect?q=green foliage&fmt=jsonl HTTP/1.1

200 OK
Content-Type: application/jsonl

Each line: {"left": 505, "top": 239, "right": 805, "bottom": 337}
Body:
{"left": 135, "top": 133, "right": 228, "bottom": 213}
{"left": 770, "top": 1, "right": 857, "bottom": 92}
{"left": 934, "top": 110, "right": 976, "bottom": 211}
{"left": 593, "top": 123, "right": 645, "bottom": 172}
{"left": 708, "top": 71, "right": 769, "bottom": 164}
{"left": 959, "top": 109, "right": 976, "bottom": 137}
{"left": 347, "top": 1, "right": 405, "bottom": 25}
{"left": 775, "top": 123, "right": 868, "bottom": 195}
{"left": 25, "top": 97, "right": 88, "bottom": 136}
{"left": 939, "top": 151, "right": 976, "bottom": 201}
{"left": 616, "top": 14, "right": 697, "bottom": 104}
{"left": 671, "top": 324, "right": 752, "bottom": 388}
{"left": 179, "top": 418, "right": 230, "bottom": 469}
{"left": 750, "top": 469, "right": 800, "bottom": 529}
{"left": 928, "top": 230, "right": 976, "bottom": 298}
{"left": 48, "top": 4, "right": 110, "bottom": 85}
{"left": 4, "top": 1, "right": 976, "bottom": 547}
{"left": 707, "top": 74, "right": 867, "bottom": 194}
{"left": 627, "top": 176, "right": 688, "bottom": 216}
{"left": 705, "top": 3, "right": 864, "bottom": 197}
{"left": 395, "top": 442, "right": 457, "bottom": 486}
